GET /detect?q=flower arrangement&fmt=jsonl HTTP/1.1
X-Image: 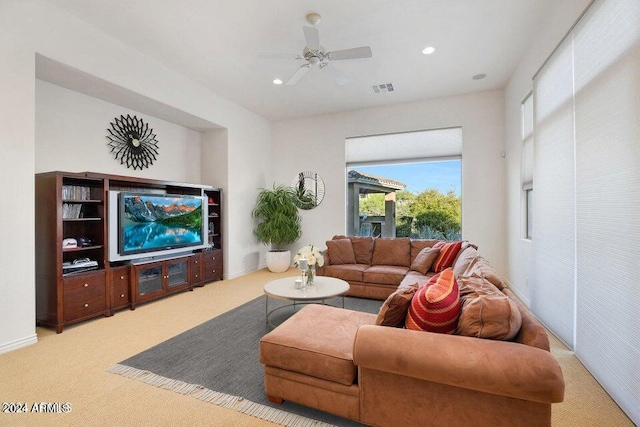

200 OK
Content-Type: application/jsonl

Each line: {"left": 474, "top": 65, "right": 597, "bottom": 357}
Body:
{"left": 293, "top": 245, "right": 325, "bottom": 268}
{"left": 293, "top": 245, "right": 324, "bottom": 286}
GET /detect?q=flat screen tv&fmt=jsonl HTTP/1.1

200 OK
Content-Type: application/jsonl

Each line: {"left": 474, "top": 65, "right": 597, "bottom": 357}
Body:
{"left": 108, "top": 191, "right": 208, "bottom": 262}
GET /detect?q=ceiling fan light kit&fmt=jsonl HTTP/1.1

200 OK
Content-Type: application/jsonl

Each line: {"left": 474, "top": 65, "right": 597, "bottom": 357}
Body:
{"left": 306, "top": 12, "right": 322, "bottom": 26}
{"left": 264, "top": 12, "right": 373, "bottom": 86}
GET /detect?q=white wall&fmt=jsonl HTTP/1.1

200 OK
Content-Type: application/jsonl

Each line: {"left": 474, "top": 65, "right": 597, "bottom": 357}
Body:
{"left": 504, "top": 0, "right": 591, "bottom": 304}
{"left": 273, "top": 90, "right": 506, "bottom": 274}
{"left": 0, "top": 0, "right": 271, "bottom": 353}
{"left": 36, "top": 80, "right": 203, "bottom": 182}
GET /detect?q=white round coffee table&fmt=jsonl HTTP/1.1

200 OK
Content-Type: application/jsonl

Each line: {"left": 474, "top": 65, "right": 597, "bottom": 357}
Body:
{"left": 263, "top": 276, "right": 350, "bottom": 328}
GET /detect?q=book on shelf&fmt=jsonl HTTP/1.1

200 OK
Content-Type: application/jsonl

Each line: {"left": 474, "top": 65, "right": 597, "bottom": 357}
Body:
{"left": 62, "top": 185, "right": 92, "bottom": 201}
{"left": 62, "top": 203, "right": 82, "bottom": 219}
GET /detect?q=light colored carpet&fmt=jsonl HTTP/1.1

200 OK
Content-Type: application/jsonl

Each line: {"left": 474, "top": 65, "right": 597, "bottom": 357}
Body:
{"left": 0, "top": 269, "right": 633, "bottom": 426}
{"left": 110, "top": 295, "right": 382, "bottom": 426}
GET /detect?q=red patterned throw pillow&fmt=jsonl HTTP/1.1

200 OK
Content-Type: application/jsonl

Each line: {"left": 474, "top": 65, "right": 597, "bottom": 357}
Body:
{"left": 405, "top": 268, "right": 461, "bottom": 334}
{"left": 432, "top": 241, "right": 463, "bottom": 273}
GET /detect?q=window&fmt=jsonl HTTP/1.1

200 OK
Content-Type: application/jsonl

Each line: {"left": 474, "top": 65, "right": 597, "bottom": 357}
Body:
{"left": 522, "top": 92, "right": 534, "bottom": 239}
{"left": 346, "top": 128, "right": 462, "bottom": 239}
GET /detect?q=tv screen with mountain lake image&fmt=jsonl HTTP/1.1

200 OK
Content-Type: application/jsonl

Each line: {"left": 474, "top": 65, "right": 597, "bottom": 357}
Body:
{"left": 118, "top": 193, "right": 205, "bottom": 256}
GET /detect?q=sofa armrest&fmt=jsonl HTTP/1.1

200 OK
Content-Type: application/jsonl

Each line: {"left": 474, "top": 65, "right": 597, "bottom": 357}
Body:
{"left": 353, "top": 325, "right": 564, "bottom": 404}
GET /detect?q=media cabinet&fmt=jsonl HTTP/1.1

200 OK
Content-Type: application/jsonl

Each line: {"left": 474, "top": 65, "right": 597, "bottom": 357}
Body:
{"left": 35, "top": 171, "right": 223, "bottom": 333}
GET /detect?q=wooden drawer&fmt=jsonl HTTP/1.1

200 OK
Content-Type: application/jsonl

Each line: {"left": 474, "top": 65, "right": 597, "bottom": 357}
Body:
{"left": 190, "top": 253, "right": 203, "bottom": 286}
{"left": 63, "top": 271, "right": 106, "bottom": 321}
{"left": 203, "top": 250, "right": 223, "bottom": 282}
{"left": 64, "top": 292, "right": 106, "bottom": 322}
{"left": 111, "top": 266, "right": 130, "bottom": 310}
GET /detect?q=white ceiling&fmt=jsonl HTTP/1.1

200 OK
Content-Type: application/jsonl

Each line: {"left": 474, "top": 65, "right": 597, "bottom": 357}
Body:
{"left": 46, "top": 0, "right": 556, "bottom": 122}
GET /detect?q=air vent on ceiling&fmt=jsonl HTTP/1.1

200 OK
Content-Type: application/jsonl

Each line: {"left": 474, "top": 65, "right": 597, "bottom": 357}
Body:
{"left": 372, "top": 83, "right": 394, "bottom": 94}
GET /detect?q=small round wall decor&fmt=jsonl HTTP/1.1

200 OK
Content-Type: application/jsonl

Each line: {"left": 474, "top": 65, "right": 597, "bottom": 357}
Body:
{"left": 291, "top": 171, "right": 325, "bottom": 210}
{"left": 106, "top": 115, "right": 159, "bottom": 170}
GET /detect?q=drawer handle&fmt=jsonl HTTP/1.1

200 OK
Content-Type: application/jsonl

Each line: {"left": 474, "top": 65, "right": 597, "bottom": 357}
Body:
{"left": 212, "top": 257, "right": 216, "bottom": 260}
{"left": 84, "top": 303, "right": 89, "bottom": 308}
{"left": 83, "top": 283, "right": 89, "bottom": 288}
{"left": 120, "top": 294, "right": 125, "bottom": 298}
{"left": 195, "top": 260, "right": 199, "bottom": 264}
{"left": 212, "top": 269, "right": 216, "bottom": 273}
{"left": 195, "top": 274, "right": 199, "bottom": 278}
{"left": 120, "top": 276, "right": 125, "bottom": 280}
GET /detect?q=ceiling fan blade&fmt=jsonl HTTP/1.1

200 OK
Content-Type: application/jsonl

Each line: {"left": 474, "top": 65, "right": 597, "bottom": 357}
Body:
{"left": 327, "top": 46, "right": 372, "bottom": 61}
{"left": 303, "top": 26, "right": 320, "bottom": 50}
{"left": 258, "top": 53, "right": 302, "bottom": 60}
{"left": 285, "top": 64, "right": 311, "bottom": 86}
{"left": 322, "top": 64, "right": 350, "bottom": 86}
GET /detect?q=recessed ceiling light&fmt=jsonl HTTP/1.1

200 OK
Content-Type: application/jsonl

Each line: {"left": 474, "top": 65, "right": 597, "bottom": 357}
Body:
{"left": 273, "top": 78, "right": 283, "bottom": 85}
{"left": 422, "top": 46, "right": 436, "bottom": 55}
{"left": 472, "top": 74, "right": 487, "bottom": 80}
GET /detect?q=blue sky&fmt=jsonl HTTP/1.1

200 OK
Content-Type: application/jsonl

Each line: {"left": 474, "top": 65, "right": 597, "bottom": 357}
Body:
{"left": 353, "top": 160, "right": 461, "bottom": 195}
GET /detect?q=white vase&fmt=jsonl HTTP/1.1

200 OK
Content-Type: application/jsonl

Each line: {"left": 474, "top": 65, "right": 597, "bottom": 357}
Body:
{"left": 266, "top": 250, "right": 291, "bottom": 273}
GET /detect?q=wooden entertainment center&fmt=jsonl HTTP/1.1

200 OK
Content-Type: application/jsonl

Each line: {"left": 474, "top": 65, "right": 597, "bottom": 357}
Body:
{"left": 35, "top": 171, "right": 223, "bottom": 333}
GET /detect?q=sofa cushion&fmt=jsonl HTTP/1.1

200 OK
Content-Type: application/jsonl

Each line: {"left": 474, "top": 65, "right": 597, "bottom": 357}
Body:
{"left": 349, "top": 236, "right": 375, "bottom": 265}
{"left": 399, "top": 270, "right": 433, "bottom": 289}
{"left": 458, "top": 276, "right": 502, "bottom": 297}
{"left": 474, "top": 258, "right": 505, "bottom": 290}
{"left": 452, "top": 246, "right": 479, "bottom": 277}
{"left": 332, "top": 235, "right": 375, "bottom": 265}
{"left": 456, "top": 253, "right": 505, "bottom": 290}
{"left": 323, "top": 264, "right": 368, "bottom": 282}
{"left": 259, "top": 304, "right": 375, "bottom": 386}
{"left": 405, "top": 268, "right": 461, "bottom": 334}
{"left": 362, "top": 265, "right": 409, "bottom": 286}
{"left": 432, "top": 241, "right": 463, "bottom": 273}
{"left": 410, "top": 247, "right": 440, "bottom": 274}
{"left": 326, "top": 238, "right": 356, "bottom": 265}
{"left": 375, "top": 284, "right": 419, "bottom": 327}
{"left": 372, "top": 237, "right": 411, "bottom": 267}
{"left": 451, "top": 241, "right": 478, "bottom": 267}
{"left": 456, "top": 276, "right": 522, "bottom": 340}
{"left": 502, "top": 288, "right": 550, "bottom": 350}
{"left": 457, "top": 294, "right": 522, "bottom": 340}
{"left": 410, "top": 239, "right": 440, "bottom": 263}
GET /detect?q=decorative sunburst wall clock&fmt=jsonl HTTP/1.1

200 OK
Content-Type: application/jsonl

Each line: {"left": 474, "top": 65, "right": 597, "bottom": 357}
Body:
{"left": 106, "top": 115, "right": 159, "bottom": 170}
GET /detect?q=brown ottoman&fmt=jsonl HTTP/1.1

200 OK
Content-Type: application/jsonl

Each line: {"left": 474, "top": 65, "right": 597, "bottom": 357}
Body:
{"left": 259, "top": 303, "right": 376, "bottom": 421}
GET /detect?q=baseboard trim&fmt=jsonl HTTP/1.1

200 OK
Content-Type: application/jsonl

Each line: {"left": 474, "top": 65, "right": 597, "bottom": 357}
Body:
{"left": 225, "top": 265, "right": 265, "bottom": 280}
{"left": 0, "top": 334, "right": 38, "bottom": 354}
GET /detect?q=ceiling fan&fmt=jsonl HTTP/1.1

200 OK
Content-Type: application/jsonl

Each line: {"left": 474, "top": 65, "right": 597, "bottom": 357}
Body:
{"left": 261, "top": 12, "right": 373, "bottom": 86}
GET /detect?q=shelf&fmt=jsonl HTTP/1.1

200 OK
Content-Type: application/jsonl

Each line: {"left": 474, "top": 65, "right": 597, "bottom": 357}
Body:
{"left": 62, "top": 199, "right": 102, "bottom": 203}
{"left": 62, "top": 267, "right": 102, "bottom": 277}
{"left": 62, "top": 245, "right": 103, "bottom": 252}
{"left": 62, "top": 217, "right": 102, "bottom": 222}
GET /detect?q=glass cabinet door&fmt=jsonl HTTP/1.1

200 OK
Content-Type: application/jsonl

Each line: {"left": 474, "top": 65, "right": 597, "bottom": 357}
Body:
{"left": 166, "top": 259, "right": 189, "bottom": 288}
{"left": 137, "top": 265, "right": 163, "bottom": 295}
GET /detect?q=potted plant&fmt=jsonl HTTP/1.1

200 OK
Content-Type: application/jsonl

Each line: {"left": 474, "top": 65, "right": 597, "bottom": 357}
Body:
{"left": 252, "top": 184, "right": 302, "bottom": 272}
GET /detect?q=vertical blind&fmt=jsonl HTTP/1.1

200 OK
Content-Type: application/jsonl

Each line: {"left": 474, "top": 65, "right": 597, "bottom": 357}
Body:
{"left": 532, "top": 38, "right": 576, "bottom": 348}
{"left": 531, "top": 0, "right": 640, "bottom": 422}
{"left": 572, "top": 0, "right": 640, "bottom": 420}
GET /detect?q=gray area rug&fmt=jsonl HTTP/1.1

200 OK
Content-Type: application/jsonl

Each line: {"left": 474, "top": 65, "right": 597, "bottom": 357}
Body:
{"left": 109, "top": 296, "right": 383, "bottom": 427}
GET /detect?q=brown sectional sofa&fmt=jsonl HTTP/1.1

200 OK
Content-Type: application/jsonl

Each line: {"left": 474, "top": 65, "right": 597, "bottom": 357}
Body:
{"left": 259, "top": 237, "right": 565, "bottom": 427}
{"left": 318, "top": 235, "right": 470, "bottom": 299}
